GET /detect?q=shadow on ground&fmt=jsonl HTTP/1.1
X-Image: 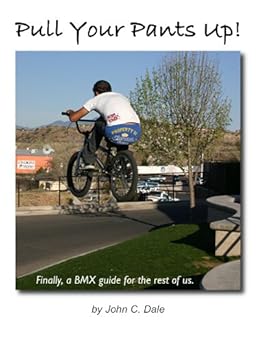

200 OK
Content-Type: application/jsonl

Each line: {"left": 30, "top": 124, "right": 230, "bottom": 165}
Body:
{"left": 71, "top": 200, "right": 229, "bottom": 256}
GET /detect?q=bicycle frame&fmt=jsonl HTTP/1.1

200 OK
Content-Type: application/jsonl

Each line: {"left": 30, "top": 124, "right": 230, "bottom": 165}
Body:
{"left": 75, "top": 144, "right": 111, "bottom": 175}
{"left": 74, "top": 118, "right": 114, "bottom": 175}
{"left": 62, "top": 111, "right": 138, "bottom": 201}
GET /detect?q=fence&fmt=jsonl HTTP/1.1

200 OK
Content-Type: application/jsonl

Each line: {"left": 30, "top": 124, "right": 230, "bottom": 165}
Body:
{"left": 16, "top": 172, "right": 212, "bottom": 208}
{"left": 204, "top": 162, "right": 240, "bottom": 195}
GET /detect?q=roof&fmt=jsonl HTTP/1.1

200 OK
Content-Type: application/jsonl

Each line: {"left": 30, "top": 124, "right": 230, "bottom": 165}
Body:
{"left": 16, "top": 149, "right": 54, "bottom": 156}
{"left": 137, "top": 165, "right": 184, "bottom": 175}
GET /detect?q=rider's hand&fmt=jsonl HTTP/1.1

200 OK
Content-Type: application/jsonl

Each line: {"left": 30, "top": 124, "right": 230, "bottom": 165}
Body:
{"left": 66, "top": 109, "right": 74, "bottom": 114}
{"left": 66, "top": 109, "right": 74, "bottom": 121}
{"left": 67, "top": 107, "right": 89, "bottom": 122}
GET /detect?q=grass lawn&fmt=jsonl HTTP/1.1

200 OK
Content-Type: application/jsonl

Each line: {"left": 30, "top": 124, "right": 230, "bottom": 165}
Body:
{"left": 16, "top": 223, "right": 228, "bottom": 291}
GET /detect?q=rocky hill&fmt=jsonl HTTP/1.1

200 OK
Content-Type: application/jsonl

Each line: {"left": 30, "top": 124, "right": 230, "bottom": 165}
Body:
{"left": 16, "top": 125, "right": 240, "bottom": 176}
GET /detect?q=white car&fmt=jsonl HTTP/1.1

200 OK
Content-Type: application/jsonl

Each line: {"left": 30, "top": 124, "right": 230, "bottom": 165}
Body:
{"left": 137, "top": 181, "right": 160, "bottom": 193}
{"left": 147, "top": 176, "right": 166, "bottom": 183}
{"left": 147, "top": 191, "right": 179, "bottom": 202}
{"left": 196, "top": 176, "right": 205, "bottom": 185}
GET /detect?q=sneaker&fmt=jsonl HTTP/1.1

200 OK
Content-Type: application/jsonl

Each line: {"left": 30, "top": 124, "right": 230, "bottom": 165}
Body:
{"left": 84, "top": 164, "right": 97, "bottom": 171}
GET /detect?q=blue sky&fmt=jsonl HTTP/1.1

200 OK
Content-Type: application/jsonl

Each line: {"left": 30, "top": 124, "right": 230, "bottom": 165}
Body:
{"left": 16, "top": 51, "right": 240, "bottom": 130}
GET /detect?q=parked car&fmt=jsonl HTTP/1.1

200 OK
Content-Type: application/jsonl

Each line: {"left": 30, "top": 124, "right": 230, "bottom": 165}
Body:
{"left": 147, "top": 176, "right": 166, "bottom": 183}
{"left": 196, "top": 176, "right": 205, "bottom": 185}
{"left": 146, "top": 191, "right": 179, "bottom": 202}
{"left": 137, "top": 181, "right": 160, "bottom": 193}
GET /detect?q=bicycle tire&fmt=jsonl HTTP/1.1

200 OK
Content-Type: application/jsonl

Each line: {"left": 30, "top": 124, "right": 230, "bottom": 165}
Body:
{"left": 110, "top": 150, "right": 138, "bottom": 202}
{"left": 67, "top": 151, "right": 92, "bottom": 197}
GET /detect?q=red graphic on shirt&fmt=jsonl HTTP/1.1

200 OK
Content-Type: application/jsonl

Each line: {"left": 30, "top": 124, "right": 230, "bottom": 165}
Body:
{"left": 107, "top": 113, "right": 120, "bottom": 123}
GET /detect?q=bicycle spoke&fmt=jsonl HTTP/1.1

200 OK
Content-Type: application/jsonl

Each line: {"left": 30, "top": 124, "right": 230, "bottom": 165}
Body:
{"left": 67, "top": 151, "right": 92, "bottom": 197}
{"left": 111, "top": 154, "right": 135, "bottom": 198}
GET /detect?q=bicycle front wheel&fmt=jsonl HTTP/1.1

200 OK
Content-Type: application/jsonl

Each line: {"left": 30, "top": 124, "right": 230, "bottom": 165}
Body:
{"left": 110, "top": 150, "right": 138, "bottom": 202}
{"left": 67, "top": 151, "right": 92, "bottom": 197}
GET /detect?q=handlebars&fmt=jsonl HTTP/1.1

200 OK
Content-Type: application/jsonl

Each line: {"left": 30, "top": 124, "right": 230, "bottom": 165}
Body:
{"left": 61, "top": 112, "right": 96, "bottom": 136}
{"left": 61, "top": 112, "right": 96, "bottom": 122}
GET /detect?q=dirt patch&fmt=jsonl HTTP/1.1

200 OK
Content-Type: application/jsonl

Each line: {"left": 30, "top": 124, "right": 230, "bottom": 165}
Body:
{"left": 16, "top": 191, "right": 73, "bottom": 207}
{"left": 193, "top": 256, "right": 223, "bottom": 270}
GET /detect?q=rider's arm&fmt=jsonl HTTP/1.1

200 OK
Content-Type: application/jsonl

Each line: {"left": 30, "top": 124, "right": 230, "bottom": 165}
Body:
{"left": 67, "top": 107, "right": 89, "bottom": 122}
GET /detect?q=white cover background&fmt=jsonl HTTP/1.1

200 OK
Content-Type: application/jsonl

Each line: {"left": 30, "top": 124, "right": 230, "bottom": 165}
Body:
{"left": 0, "top": 1, "right": 255, "bottom": 341}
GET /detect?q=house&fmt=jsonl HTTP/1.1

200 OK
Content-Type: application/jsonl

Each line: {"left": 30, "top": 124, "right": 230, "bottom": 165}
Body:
{"left": 16, "top": 148, "right": 54, "bottom": 175}
{"left": 137, "top": 165, "right": 184, "bottom": 176}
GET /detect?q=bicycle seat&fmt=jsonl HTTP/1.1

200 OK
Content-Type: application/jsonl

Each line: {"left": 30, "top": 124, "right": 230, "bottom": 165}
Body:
{"left": 105, "top": 138, "right": 128, "bottom": 151}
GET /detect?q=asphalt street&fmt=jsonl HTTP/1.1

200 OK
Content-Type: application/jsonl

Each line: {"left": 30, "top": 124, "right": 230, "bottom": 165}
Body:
{"left": 16, "top": 209, "right": 172, "bottom": 277}
{"left": 16, "top": 204, "right": 208, "bottom": 277}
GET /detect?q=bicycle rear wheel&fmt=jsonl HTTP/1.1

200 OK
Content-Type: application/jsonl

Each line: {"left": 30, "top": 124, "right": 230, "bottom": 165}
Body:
{"left": 67, "top": 151, "right": 92, "bottom": 197}
{"left": 110, "top": 150, "right": 138, "bottom": 202}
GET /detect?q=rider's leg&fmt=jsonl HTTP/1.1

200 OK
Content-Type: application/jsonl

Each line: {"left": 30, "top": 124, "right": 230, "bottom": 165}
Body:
{"left": 117, "top": 145, "right": 128, "bottom": 152}
{"left": 83, "top": 117, "right": 106, "bottom": 165}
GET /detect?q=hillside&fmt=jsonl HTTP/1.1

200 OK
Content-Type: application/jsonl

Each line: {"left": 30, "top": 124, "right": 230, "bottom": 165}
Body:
{"left": 16, "top": 126, "right": 240, "bottom": 175}
{"left": 16, "top": 125, "right": 84, "bottom": 149}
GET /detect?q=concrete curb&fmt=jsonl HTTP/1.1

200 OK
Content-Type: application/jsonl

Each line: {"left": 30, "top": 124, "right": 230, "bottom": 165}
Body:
{"left": 206, "top": 195, "right": 240, "bottom": 232}
{"left": 206, "top": 195, "right": 241, "bottom": 257}
{"left": 16, "top": 206, "right": 61, "bottom": 216}
{"left": 16, "top": 200, "right": 188, "bottom": 216}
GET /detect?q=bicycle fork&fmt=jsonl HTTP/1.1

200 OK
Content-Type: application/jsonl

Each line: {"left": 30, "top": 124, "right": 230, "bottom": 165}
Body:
{"left": 74, "top": 149, "right": 86, "bottom": 176}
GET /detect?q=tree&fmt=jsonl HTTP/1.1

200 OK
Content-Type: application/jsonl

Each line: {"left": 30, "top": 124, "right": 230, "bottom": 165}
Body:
{"left": 130, "top": 52, "right": 231, "bottom": 208}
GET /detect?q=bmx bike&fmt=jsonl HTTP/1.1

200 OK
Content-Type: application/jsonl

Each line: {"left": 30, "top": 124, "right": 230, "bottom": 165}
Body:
{"left": 61, "top": 112, "right": 138, "bottom": 202}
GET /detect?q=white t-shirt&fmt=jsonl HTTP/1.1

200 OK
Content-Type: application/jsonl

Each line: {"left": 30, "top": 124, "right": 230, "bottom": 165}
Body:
{"left": 83, "top": 92, "right": 140, "bottom": 127}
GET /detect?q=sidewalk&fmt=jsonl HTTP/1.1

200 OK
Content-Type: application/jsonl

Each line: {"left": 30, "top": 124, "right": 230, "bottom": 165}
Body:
{"left": 16, "top": 205, "right": 61, "bottom": 216}
{"left": 16, "top": 202, "right": 158, "bottom": 216}
{"left": 16, "top": 200, "right": 192, "bottom": 216}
